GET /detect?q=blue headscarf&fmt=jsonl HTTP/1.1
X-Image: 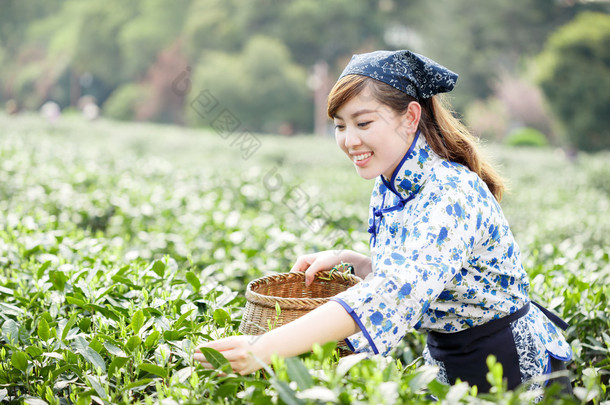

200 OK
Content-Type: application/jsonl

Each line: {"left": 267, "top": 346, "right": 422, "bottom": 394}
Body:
{"left": 339, "top": 50, "right": 458, "bottom": 99}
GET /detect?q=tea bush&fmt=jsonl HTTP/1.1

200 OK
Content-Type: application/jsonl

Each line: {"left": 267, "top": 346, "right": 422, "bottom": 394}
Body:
{"left": 504, "top": 127, "right": 549, "bottom": 147}
{"left": 0, "top": 113, "right": 608, "bottom": 404}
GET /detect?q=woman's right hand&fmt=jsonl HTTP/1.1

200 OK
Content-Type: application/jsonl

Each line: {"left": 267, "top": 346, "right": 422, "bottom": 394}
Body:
{"left": 290, "top": 251, "right": 344, "bottom": 287}
{"left": 290, "top": 250, "right": 372, "bottom": 286}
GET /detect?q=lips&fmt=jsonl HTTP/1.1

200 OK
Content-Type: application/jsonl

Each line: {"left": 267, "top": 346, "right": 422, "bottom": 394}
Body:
{"left": 351, "top": 152, "right": 373, "bottom": 167}
{"left": 353, "top": 152, "right": 373, "bottom": 162}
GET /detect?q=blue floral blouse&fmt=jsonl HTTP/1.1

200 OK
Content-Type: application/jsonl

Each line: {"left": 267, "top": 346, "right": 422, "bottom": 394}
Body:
{"left": 331, "top": 131, "right": 572, "bottom": 364}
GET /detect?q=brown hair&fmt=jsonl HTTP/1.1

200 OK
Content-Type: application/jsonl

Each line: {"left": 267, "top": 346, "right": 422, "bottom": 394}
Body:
{"left": 327, "top": 75, "right": 505, "bottom": 201}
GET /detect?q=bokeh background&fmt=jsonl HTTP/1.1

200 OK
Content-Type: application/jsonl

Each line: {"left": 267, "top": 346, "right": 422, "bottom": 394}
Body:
{"left": 1, "top": 0, "right": 610, "bottom": 151}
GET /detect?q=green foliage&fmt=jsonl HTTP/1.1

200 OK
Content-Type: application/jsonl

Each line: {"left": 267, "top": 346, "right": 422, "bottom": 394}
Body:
{"left": 117, "top": 0, "right": 191, "bottom": 78}
{"left": 3, "top": 0, "right": 610, "bottom": 129}
{"left": 536, "top": 12, "right": 610, "bottom": 151}
{"left": 273, "top": 0, "right": 388, "bottom": 65}
{"left": 504, "top": 127, "right": 549, "bottom": 147}
{"left": 406, "top": 0, "right": 599, "bottom": 111}
{"left": 102, "top": 83, "right": 150, "bottom": 121}
{"left": 189, "top": 35, "right": 312, "bottom": 133}
{"left": 0, "top": 113, "right": 608, "bottom": 403}
{"left": 182, "top": 0, "right": 245, "bottom": 59}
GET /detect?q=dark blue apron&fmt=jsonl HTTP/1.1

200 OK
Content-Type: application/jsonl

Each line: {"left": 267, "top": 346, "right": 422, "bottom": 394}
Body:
{"left": 426, "top": 301, "right": 569, "bottom": 392}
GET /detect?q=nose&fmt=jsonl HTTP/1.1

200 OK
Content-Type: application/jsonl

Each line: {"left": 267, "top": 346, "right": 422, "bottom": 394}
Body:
{"left": 343, "top": 126, "right": 362, "bottom": 149}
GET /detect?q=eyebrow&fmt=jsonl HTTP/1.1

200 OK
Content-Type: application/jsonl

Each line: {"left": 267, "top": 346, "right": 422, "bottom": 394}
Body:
{"left": 334, "top": 109, "right": 378, "bottom": 120}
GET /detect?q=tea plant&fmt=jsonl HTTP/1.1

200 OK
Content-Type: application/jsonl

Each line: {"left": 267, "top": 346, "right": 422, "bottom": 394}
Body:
{"left": 0, "top": 113, "right": 608, "bottom": 403}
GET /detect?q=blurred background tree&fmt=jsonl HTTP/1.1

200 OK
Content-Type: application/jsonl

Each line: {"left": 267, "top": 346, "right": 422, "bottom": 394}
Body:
{"left": 1, "top": 0, "right": 608, "bottom": 149}
{"left": 536, "top": 12, "right": 610, "bottom": 151}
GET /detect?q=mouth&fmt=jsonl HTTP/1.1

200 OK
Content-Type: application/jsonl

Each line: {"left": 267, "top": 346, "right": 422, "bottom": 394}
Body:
{"left": 351, "top": 152, "right": 373, "bottom": 166}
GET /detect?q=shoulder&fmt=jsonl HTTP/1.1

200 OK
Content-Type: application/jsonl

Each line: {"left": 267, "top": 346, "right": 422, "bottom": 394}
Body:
{"left": 427, "top": 160, "right": 494, "bottom": 204}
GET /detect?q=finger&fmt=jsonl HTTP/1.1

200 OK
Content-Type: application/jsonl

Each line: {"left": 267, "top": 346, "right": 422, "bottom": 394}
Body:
{"left": 199, "top": 336, "right": 240, "bottom": 352}
{"left": 304, "top": 261, "right": 325, "bottom": 287}
{"left": 289, "top": 254, "right": 314, "bottom": 273}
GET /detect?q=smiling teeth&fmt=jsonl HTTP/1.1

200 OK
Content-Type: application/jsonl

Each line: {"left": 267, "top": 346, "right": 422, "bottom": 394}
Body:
{"left": 353, "top": 152, "right": 373, "bottom": 161}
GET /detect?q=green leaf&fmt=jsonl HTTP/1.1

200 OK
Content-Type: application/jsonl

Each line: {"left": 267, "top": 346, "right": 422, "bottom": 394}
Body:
{"left": 0, "top": 302, "right": 23, "bottom": 316}
{"left": 144, "top": 330, "right": 161, "bottom": 349}
{"left": 151, "top": 260, "right": 165, "bottom": 277}
{"left": 285, "top": 357, "right": 313, "bottom": 390}
{"left": 36, "top": 260, "right": 52, "bottom": 280}
{"left": 198, "top": 347, "right": 232, "bottom": 373}
{"left": 49, "top": 270, "right": 68, "bottom": 291}
{"left": 103, "top": 342, "right": 127, "bottom": 358}
{"left": 83, "top": 347, "right": 106, "bottom": 373}
{"left": 213, "top": 308, "right": 231, "bottom": 328}
{"left": 125, "top": 378, "right": 153, "bottom": 390}
{"left": 336, "top": 352, "right": 367, "bottom": 378}
{"left": 270, "top": 378, "right": 305, "bottom": 405}
{"left": 131, "top": 310, "right": 145, "bottom": 335}
{"left": 85, "top": 374, "right": 107, "bottom": 400}
{"left": 163, "top": 330, "right": 185, "bottom": 341}
{"left": 79, "top": 317, "right": 91, "bottom": 333}
{"left": 94, "top": 285, "right": 115, "bottom": 302}
{"left": 173, "top": 309, "right": 194, "bottom": 329}
{"left": 215, "top": 382, "right": 239, "bottom": 399}
{"left": 73, "top": 337, "right": 106, "bottom": 373}
{"left": 139, "top": 363, "right": 168, "bottom": 378}
{"left": 312, "top": 341, "right": 337, "bottom": 361}
{"left": 38, "top": 318, "right": 50, "bottom": 342}
{"left": 25, "top": 346, "right": 43, "bottom": 358}
{"left": 65, "top": 296, "right": 86, "bottom": 308}
{"left": 407, "top": 365, "right": 440, "bottom": 392}
{"left": 108, "top": 357, "right": 128, "bottom": 377}
{"left": 11, "top": 351, "right": 28, "bottom": 373}
{"left": 61, "top": 314, "right": 77, "bottom": 342}
{"left": 0, "top": 286, "right": 13, "bottom": 295}
{"left": 186, "top": 271, "right": 201, "bottom": 291}
{"left": 125, "top": 336, "right": 141, "bottom": 353}
{"left": 2, "top": 319, "right": 20, "bottom": 344}
{"left": 24, "top": 398, "right": 49, "bottom": 405}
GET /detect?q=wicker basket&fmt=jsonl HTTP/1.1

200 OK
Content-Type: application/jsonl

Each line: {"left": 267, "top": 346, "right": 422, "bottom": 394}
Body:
{"left": 239, "top": 270, "right": 361, "bottom": 355}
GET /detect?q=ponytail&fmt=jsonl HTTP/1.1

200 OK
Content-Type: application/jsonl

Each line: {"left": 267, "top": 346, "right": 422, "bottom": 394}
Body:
{"left": 420, "top": 96, "right": 505, "bottom": 201}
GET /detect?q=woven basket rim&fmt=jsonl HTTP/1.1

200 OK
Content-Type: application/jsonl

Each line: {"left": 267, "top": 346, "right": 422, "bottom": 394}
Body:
{"left": 244, "top": 270, "right": 360, "bottom": 310}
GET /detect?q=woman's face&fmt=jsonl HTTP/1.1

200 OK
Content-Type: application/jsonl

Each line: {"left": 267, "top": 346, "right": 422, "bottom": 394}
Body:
{"left": 333, "top": 90, "right": 417, "bottom": 180}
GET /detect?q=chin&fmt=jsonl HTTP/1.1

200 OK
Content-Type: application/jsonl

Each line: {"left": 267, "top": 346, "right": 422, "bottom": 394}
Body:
{"left": 355, "top": 167, "right": 380, "bottom": 180}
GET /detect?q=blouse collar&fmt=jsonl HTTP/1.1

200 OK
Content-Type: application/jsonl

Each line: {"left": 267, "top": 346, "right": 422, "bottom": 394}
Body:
{"left": 381, "top": 130, "right": 437, "bottom": 200}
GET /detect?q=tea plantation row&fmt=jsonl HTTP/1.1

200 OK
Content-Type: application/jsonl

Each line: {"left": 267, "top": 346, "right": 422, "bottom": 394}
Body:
{"left": 0, "top": 113, "right": 608, "bottom": 404}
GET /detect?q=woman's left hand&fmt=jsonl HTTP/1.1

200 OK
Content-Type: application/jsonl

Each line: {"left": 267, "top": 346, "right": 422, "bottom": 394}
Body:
{"left": 194, "top": 335, "right": 268, "bottom": 375}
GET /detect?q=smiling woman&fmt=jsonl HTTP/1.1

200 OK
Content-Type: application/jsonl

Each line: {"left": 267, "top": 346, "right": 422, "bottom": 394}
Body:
{"left": 196, "top": 49, "right": 573, "bottom": 398}
{"left": 331, "top": 88, "right": 418, "bottom": 180}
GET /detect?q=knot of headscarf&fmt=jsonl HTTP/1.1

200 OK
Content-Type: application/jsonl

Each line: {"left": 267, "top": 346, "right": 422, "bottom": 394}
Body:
{"left": 367, "top": 192, "right": 417, "bottom": 247}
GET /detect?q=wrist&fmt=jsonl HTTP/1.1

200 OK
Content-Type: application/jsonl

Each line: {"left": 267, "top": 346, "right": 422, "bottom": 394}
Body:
{"left": 251, "top": 333, "right": 274, "bottom": 367}
{"left": 337, "top": 251, "right": 371, "bottom": 279}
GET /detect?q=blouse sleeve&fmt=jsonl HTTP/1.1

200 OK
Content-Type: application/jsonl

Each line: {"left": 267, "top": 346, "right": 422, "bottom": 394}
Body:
{"left": 332, "top": 179, "right": 481, "bottom": 356}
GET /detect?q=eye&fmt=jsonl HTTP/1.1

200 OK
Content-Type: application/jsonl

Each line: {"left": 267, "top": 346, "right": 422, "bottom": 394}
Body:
{"left": 334, "top": 124, "right": 345, "bottom": 130}
{"left": 357, "top": 121, "right": 372, "bottom": 128}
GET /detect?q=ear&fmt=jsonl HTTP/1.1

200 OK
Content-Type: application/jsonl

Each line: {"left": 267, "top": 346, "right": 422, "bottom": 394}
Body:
{"left": 403, "top": 101, "right": 422, "bottom": 134}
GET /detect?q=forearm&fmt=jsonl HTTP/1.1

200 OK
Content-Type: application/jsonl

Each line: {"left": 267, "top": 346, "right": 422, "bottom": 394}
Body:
{"left": 253, "top": 300, "right": 359, "bottom": 363}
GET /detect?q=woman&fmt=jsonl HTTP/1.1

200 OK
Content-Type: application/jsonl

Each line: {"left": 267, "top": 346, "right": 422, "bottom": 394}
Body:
{"left": 194, "top": 50, "right": 572, "bottom": 394}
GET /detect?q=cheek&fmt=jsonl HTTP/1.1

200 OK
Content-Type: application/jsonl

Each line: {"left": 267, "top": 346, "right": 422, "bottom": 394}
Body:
{"left": 335, "top": 132, "right": 347, "bottom": 152}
